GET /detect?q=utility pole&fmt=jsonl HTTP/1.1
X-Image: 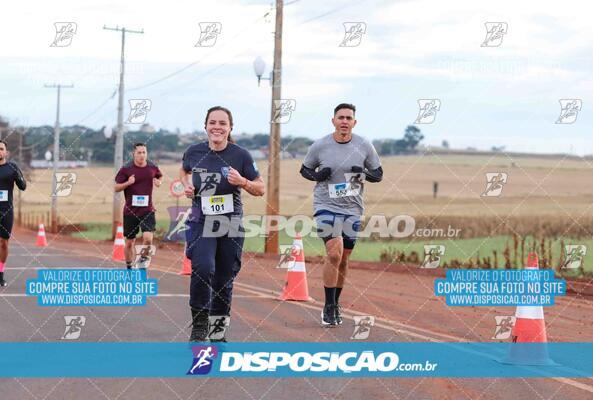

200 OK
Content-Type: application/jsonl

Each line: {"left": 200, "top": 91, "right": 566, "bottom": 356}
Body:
{"left": 264, "top": 0, "right": 283, "bottom": 254}
{"left": 103, "top": 25, "right": 144, "bottom": 238}
{"left": 44, "top": 83, "right": 73, "bottom": 234}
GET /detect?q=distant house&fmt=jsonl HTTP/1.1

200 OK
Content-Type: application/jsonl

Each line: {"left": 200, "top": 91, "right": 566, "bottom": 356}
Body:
{"left": 249, "top": 149, "right": 267, "bottom": 160}
{"left": 30, "top": 160, "right": 88, "bottom": 169}
{"left": 140, "top": 123, "right": 156, "bottom": 133}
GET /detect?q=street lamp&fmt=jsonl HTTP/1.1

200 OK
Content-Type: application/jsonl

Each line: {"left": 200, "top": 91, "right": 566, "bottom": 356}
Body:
{"left": 253, "top": 56, "right": 272, "bottom": 86}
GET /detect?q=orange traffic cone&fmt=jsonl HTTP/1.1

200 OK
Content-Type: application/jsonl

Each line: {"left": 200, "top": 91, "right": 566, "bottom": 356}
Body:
{"left": 35, "top": 223, "right": 48, "bottom": 247}
{"left": 501, "top": 252, "right": 556, "bottom": 366}
{"left": 179, "top": 257, "right": 192, "bottom": 275}
{"left": 512, "top": 253, "right": 548, "bottom": 343}
{"left": 279, "top": 233, "right": 311, "bottom": 301}
{"left": 179, "top": 245, "right": 192, "bottom": 275}
{"left": 112, "top": 223, "right": 125, "bottom": 261}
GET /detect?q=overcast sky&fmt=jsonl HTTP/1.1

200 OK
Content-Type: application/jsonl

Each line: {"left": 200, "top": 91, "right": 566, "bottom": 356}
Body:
{"left": 1, "top": 0, "right": 591, "bottom": 154}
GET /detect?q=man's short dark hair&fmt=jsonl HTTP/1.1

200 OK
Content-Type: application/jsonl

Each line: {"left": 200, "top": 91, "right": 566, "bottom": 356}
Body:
{"left": 133, "top": 142, "right": 147, "bottom": 151}
{"left": 0, "top": 139, "right": 6, "bottom": 149}
{"left": 334, "top": 103, "right": 356, "bottom": 116}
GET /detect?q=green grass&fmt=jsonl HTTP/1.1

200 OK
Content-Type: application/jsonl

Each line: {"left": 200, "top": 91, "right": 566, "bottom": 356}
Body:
{"left": 71, "top": 221, "right": 170, "bottom": 241}
{"left": 70, "top": 223, "right": 593, "bottom": 271}
{"left": 70, "top": 221, "right": 382, "bottom": 260}
{"left": 375, "top": 235, "right": 593, "bottom": 272}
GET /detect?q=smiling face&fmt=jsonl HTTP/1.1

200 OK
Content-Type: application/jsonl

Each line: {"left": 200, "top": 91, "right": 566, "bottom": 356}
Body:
{"left": 332, "top": 108, "right": 357, "bottom": 137}
{"left": 205, "top": 109, "right": 232, "bottom": 145}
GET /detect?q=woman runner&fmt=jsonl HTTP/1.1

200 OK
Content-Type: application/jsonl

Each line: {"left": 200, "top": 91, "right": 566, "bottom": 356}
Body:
{"left": 180, "top": 106, "right": 265, "bottom": 342}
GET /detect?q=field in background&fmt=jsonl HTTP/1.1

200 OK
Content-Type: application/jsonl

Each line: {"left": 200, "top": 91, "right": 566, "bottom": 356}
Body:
{"left": 17, "top": 153, "right": 593, "bottom": 270}
{"left": 20, "top": 153, "right": 593, "bottom": 220}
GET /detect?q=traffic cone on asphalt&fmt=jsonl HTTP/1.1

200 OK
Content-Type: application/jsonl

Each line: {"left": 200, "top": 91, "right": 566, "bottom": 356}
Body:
{"left": 279, "top": 232, "right": 311, "bottom": 301}
{"left": 179, "top": 245, "right": 192, "bottom": 276}
{"left": 501, "top": 252, "right": 556, "bottom": 366}
{"left": 35, "top": 224, "right": 48, "bottom": 247}
{"left": 179, "top": 256, "right": 192, "bottom": 275}
{"left": 112, "top": 223, "right": 125, "bottom": 261}
{"left": 512, "top": 253, "right": 548, "bottom": 343}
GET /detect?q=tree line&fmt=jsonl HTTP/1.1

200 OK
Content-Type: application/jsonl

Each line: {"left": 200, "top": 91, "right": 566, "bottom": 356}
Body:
{"left": 1, "top": 116, "right": 425, "bottom": 166}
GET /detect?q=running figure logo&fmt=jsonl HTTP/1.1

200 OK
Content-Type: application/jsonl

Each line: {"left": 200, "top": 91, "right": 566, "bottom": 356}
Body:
{"left": 492, "top": 316, "right": 516, "bottom": 340}
{"left": 481, "top": 172, "right": 508, "bottom": 197}
{"left": 134, "top": 245, "right": 156, "bottom": 269}
{"left": 62, "top": 316, "right": 86, "bottom": 340}
{"left": 165, "top": 207, "right": 192, "bottom": 241}
{"left": 562, "top": 245, "right": 586, "bottom": 269}
{"left": 555, "top": 99, "right": 582, "bottom": 124}
{"left": 272, "top": 99, "right": 296, "bottom": 124}
{"left": 420, "top": 245, "right": 445, "bottom": 269}
{"left": 350, "top": 315, "right": 375, "bottom": 340}
{"left": 277, "top": 245, "right": 297, "bottom": 269}
{"left": 50, "top": 22, "right": 77, "bottom": 47}
{"left": 481, "top": 22, "right": 508, "bottom": 47}
{"left": 414, "top": 99, "right": 441, "bottom": 124}
{"left": 197, "top": 173, "right": 221, "bottom": 197}
{"left": 188, "top": 345, "right": 218, "bottom": 375}
{"left": 53, "top": 172, "right": 77, "bottom": 197}
{"left": 346, "top": 172, "right": 364, "bottom": 193}
{"left": 126, "top": 99, "right": 152, "bottom": 124}
{"left": 195, "top": 22, "right": 222, "bottom": 47}
{"left": 208, "top": 316, "right": 230, "bottom": 341}
{"left": 340, "top": 22, "right": 367, "bottom": 47}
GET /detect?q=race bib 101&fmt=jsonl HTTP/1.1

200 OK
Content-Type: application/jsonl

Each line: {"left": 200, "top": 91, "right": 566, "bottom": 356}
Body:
{"left": 201, "top": 194, "right": 234, "bottom": 215}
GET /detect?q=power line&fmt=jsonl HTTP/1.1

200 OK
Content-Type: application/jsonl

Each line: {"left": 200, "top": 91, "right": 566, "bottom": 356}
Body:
{"left": 9, "top": 0, "right": 344, "bottom": 138}
{"left": 299, "top": 0, "right": 367, "bottom": 25}
{"left": 74, "top": 87, "right": 118, "bottom": 125}
{"left": 128, "top": 0, "right": 306, "bottom": 92}
{"left": 128, "top": 13, "right": 270, "bottom": 92}
{"left": 51, "top": 0, "right": 353, "bottom": 132}
{"left": 143, "top": 0, "right": 365, "bottom": 96}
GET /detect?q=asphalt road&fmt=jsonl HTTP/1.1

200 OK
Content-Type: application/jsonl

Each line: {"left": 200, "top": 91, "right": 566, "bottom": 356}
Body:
{"left": 1, "top": 228, "right": 593, "bottom": 399}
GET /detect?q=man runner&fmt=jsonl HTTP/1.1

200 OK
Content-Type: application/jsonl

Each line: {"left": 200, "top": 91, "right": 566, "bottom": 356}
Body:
{"left": 114, "top": 143, "right": 163, "bottom": 269}
{"left": 0, "top": 140, "right": 27, "bottom": 287}
{"left": 300, "top": 103, "right": 383, "bottom": 326}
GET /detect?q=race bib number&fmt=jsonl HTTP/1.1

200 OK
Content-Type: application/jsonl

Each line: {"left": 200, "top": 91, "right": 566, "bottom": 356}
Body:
{"left": 201, "top": 194, "right": 234, "bottom": 215}
{"left": 328, "top": 182, "right": 361, "bottom": 198}
{"left": 0, "top": 190, "right": 7, "bottom": 202}
{"left": 132, "top": 195, "right": 149, "bottom": 207}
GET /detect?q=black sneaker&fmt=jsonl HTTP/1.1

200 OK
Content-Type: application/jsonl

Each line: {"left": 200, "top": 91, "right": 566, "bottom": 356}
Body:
{"left": 0, "top": 272, "right": 6, "bottom": 287}
{"left": 189, "top": 308, "right": 209, "bottom": 342}
{"left": 321, "top": 304, "right": 337, "bottom": 327}
{"left": 335, "top": 304, "right": 343, "bottom": 325}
